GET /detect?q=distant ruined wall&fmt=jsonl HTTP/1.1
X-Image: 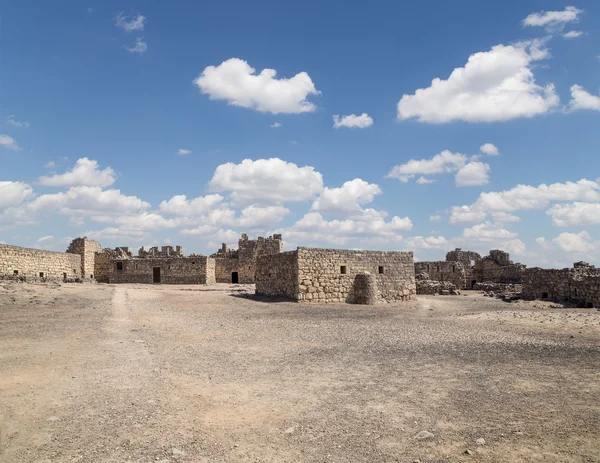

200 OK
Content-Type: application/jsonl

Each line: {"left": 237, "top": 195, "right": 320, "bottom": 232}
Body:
{"left": 238, "top": 233, "right": 283, "bottom": 283}
{"left": 522, "top": 264, "right": 600, "bottom": 308}
{"left": 108, "top": 256, "right": 213, "bottom": 284}
{"left": 94, "top": 251, "right": 113, "bottom": 283}
{"left": 66, "top": 237, "right": 102, "bottom": 278}
{"left": 214, "top": 257, "right": 238, "bottom": 283}
{"left": 255, "top": 251, "right": 299, "bottom": 299}
{"left": 295, "top": 248, "right": 416, "bottom": 303}
{"left": 0, "top": 244, "right": 81, "bottom": 280}
{"left": 414, "top": 261, "right": 466, "bottom": 288}
{"left": 473, "top": 250, "right": 525, "bottom": 284}
{"left": 445, "top": 248, "right": 480, "bottom": 286}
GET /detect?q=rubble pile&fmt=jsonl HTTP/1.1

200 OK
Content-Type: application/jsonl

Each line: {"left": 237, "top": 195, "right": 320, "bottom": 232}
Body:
{"left": 415, "top": 272, "right": 460, "bottom": 295}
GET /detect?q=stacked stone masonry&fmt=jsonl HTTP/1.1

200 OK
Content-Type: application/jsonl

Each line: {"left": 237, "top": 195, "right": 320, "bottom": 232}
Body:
{"left": 414, "top": 261, "right": 466, "bottom": 289}
{"left": 522, "top": 263, "right": 600, "bottom": 308}
{"left": 0, "top": 244, "right": 81, "bottom": 281}
{"left": 256, "top": 247, "right": 416, "bottom": 304}
{"left": 66, "top": 237, "right": 102, "bottom": 279}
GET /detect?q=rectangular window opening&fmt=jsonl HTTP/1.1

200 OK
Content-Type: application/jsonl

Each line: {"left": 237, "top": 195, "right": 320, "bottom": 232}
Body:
{"left": 39, "top": 272, "right": 44, "bottom": 278}
{"left": 378, "top": 266, "right": 384, "bottom": 274}
{"left": 116, "top": 262, "right": 123, "bottom": 271}
{"left": 340, "top": 265, "right": 347, "bottom": 274}
{"left": 13, "top": 270, "right": 18, "bottom": 275}
{"left": 63, "top": 272, "right": 67, "bottom": 279}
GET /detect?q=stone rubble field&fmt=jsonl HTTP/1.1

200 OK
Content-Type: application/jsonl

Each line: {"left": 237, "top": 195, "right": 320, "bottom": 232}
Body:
{"left": 1, "top": 283, "right": 599, "bottom": 463}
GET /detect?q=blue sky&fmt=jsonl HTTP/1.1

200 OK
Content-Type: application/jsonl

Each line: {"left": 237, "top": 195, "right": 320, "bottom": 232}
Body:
{"left": 1, "top": 1, "right": 599, "bottom": 267}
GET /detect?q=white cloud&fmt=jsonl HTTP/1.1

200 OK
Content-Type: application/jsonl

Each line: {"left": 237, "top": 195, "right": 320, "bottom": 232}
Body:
{"left": 563, "top": 30, "right": 583, "bottom": 39}
{"left": 332, "top": 113, "right": 373, "bottom": 129}
{"left": 535, "top": 237, "right": 553, "bottom": 251}
{"left": 114, "top": 213, "right": 178, "bottom": 231}
{"left": 178, "top": 148, "right": 192, "bottom": 155}
{"left": 523, "top": 6, "right": 583, "bottom": 31}
{"left": 193, "top": 58, "right": 320, "bottom": 114}
{"left": 37, "top": 235, "right": 54, "bottom": 244}
{"left": 280, "top": 211, "right": 412, "bottom": 247}
{"left": 6, "top": 115, "right": 29, "bottom": 128}
{"left": 38, "top": 158, "right": 116, "bottom": 187}
{"left": 125, "top": 37, "right": 147, "bottom": 54}
{"left": 85, "top": 227, "right": 146, "bottom": 242}
{"left": 552, "top": 231, "right": 596, "bottom": 253}
{"left": 449, "top": 205, "right": 487, "bottom": 224}
{"left": 568, "top": 85, "right": 600, "bottom": 112}
{"left": 546, "top": 202, "right": 600, "bottom": 226}
{"left": 209, "top": 158, "right": 323, "bottom": 205}
{"left": 115, "top": 12, "right": 146, "bottom": 31}
{"left": 455, "top": 161, "right": 490, "bottom": 187}
{"left": 159, "top": 194, "right": 224, "bottom": 217}
{"left": 429, "top": 215, "right": 443, "bottom": 222}
{"left": 462, "top": 222, "right": 518, "bottom": 241}
{"left": 387, "top": 150, "right": 467, "bottom": 183}
{"left": 238, "top": 205, "right": 290, "bottom": 228}
{"left": 480, "top": 143, "right": 499, "bottom": 156}
{"left": 397, "top": 42, "right": 559, "bottom": 123}
{"left": 0, "top": 134, "right": 20, "bottom": 151}
{"left": 416, "top": 177, "right": 436, "bottom": 185}
{"left": 311, "top": 179, "right": 381, "bottom": 216}
{"left": 491, "top": 211, "right": 521, "bottom": 223}
{"left": 45, "top": 161, "right": 55, "bottom": 169}
{"left": 406, "top": 235, "right": 449, "bottom": 250}
{"left": 0, "top": 181, "right": 33, "bottom": 209}
{"left": 270, "top": 122, "right": 282, "bottom": 128}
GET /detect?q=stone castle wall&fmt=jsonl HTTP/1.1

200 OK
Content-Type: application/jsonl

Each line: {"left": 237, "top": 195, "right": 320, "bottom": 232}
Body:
{"left": 107, "top": 256, "right": 214, "bottom": 284}
{"left": 522, "top": 264, "right": 600, "bottom": 308}
{"left": 214, "top": 258, "right": 238, "bottom": 283}
{"left": 66, "top": 237, "right": 102, "bottom": 278}
{"left": 94, "top": 251, "right": 113, "bottom": 283}
{"left": 473, "top": 250, "right": 525, "bottom": 284}
{"left": 0, "top": 244, "right": 81, "bottom": 280}
{"left": 295, "top": 248, "right": 416, "bottom": 303}
{"left": 255, "top": 251, "right": 299, "bottom": 299}
{"left": 414, "top": 261, "right": 466, "bottom": 288}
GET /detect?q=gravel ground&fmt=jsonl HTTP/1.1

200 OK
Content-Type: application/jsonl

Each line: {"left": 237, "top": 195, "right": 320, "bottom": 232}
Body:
{"left": 1, "top": 282, "right": 599, "bottom": 463}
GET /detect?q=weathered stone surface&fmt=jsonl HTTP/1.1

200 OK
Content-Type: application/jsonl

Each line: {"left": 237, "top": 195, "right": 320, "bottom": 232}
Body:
{"left": 0, "top": 244, "right": 81, "bottom": 281}
{"left": 353, "top": 272, "right": 377, "bottom": 305}
{"left": 256, "top": 247, "right": 416, "bottom": 304}
{"left": 66, "top": 237, "right": 102, "bottom": 279}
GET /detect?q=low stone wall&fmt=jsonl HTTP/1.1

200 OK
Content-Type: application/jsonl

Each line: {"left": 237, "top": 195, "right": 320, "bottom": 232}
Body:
{"left": 255, "top": 251, "right": 299, "bottom": 299}
{"left": 0, "top": 244, "right": 81, "bottom": 280}
{"left": 108, "top": 256, "right": 213, "bottom": 284}
{"left": 214, "top": 258, "right": 238, "bottom": 283}
{"left": 522, "top": 266, "right": 600, "bottom": 308}
{"left": 414, "top": 261, "right": 466, "bottom": 288}
{"left": 296, "top": 248, "right": 416, "bottom": 303}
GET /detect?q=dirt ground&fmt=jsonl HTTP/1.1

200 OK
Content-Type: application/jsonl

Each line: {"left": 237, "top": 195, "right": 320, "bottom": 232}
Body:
{"left": 0, "top": 282, "right": 599, "bottom": 463}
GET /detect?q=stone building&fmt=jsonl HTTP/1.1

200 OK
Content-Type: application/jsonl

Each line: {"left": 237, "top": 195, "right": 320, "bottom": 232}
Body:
{"left": 522, "top": 262, "right": 600, "bottom": 308}
{"left": 0, "top": 243, "right": 82, "bottom": 281}
{"left": 255, "top": 247, "right": 416, "bottom": 304}
{"left": 210, "top": 233, "right": 283, "bottom": 283}
{"left": 473, "top": 250, "right": 525, "bottom": 284}
{"left": 66, "top": 237, "right": 102, "bottom": 279}
{"left": 414, "top": 260, "right": 467, "bottom": 289}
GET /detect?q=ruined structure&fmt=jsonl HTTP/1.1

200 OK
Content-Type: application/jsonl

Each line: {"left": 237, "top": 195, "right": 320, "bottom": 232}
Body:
{"left": 66, "top": 237, "right": 102, "bottom": 279}
{"left": 414, "top": 260, "right": 467, "bottom": 289}
{"left": 522, "top": 262, "right": 600, "bottom": 308}
{"left": 255, "top": 247, "right": 416, "bottom": 303}
{"left": 211, "top": 233, "right": 283, "bottom": 283}
{"left": 473, "top": 250, "right": 525, "bottom": 284}
{"left": 0, "top": 243, "right": 82, "bottom": 281}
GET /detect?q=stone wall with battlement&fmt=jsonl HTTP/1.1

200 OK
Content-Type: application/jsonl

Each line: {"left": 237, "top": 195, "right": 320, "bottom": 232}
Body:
{"left": 103, "top": 255, "right": 214, "bottom": 284}
{"left": 0, "top": 244, "right": 82, "bottom": 280}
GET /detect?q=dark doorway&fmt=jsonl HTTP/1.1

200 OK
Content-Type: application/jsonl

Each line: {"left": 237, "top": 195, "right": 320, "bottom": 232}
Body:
{"left": 542, "top": 292, "right": 548, "bottom": 299}
{"left": 153, "top": 267, "right": 161, "bottom": 283}
{"left": 471, "top": 280, "right": 476, "bottom": 289}
{"left": 231, "top": 272, "right": 239, "bottom": 284}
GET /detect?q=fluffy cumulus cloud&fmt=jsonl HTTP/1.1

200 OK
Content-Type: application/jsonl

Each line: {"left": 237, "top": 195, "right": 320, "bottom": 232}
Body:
{"left": 159, "top": 194, "right": 224, "bottom": 217}
{"left": 0, "top": 181, "right": 33, "bottom": 209}
{"left": 115, "top": 13, "right": 146, "bottom": 32}
{"left": 450, "top": 178, "right": 600, "bottom": 223}
{"left": 114, "top": 213, "right": 179, "bottom": 232}
{"left": 462, "top": 222, "right": 518, "bottom": 241}
{"left": 480, "top": 143, "right": 499, "bottom": 156}
{"left": 397, "top": 41, "right": 559, "bottom": 123}
{"left": 387, "top": 150, "right": 468, "bottom": 183}
{"left": 568, "top": 85, "right": 600, "bottom": 112}
{"left": 125, "top": 37, "right": 147, "bottom": 54}
{"left": 455, "top": 161, "right": 490, "bottom": 187}
{"left": 38, "top": 158, "right": 116, "bottom": 188}
{"left": 523, "top": 6, "right": 582, "bottom": 31}
{"left": 552, "top": 231, "right": 597, "bottom": 253}
{"left": 332, "top": 113, "right": 373, "bottom": 129}
{"left": 194, "top": 58, "right": 320, "bottom": 114}
{"left": 238, "top": 205, "right": 290, "bottom": 228}
{"left": 405, "top": 235, "right": 449, "bottom": 250}
{"left": 85, "top": 227, "right": 145, "bottom": 242}
{"left": 209, "top": 158, "right": 323, "bottom": 205}
{"left": 546, "top": 202, "right": 600, "bottom": 226}
{"left": 0, "top": 134, "right": 20, "bottom": 151}
{"left": 280, "top": 212, "right": 412, "bottom": 247}
{"left": 311, "top": 179, "right": 381, "bottom": 216}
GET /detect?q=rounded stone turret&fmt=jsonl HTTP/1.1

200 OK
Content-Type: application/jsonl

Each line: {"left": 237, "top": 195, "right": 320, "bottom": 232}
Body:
{"left": 353, "top": 272, "right": 377, "bottom": 305}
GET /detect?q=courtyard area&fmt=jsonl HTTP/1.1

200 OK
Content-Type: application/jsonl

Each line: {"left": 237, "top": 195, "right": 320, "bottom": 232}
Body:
{"left": 1, "top": 282, "right": 599, "bottom": 463}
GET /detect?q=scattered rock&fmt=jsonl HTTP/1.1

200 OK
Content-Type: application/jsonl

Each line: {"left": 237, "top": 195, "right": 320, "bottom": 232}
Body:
{"left": 415, "top": 430, "right": 434, "bottom": 440}
{"left": 284, "top": 426, "right": 295, "bottom": 434}
{"left": 46, "top": 416, "right": 59, "bottom": 422}
{"left": 464, "top": 449, "right": 473, "bottom": 455}
{"left": 172, "top": 448, "right": 185, "bottom": 455}
{"left": 476, "top": 438, "right": 486, "bottom": 446}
